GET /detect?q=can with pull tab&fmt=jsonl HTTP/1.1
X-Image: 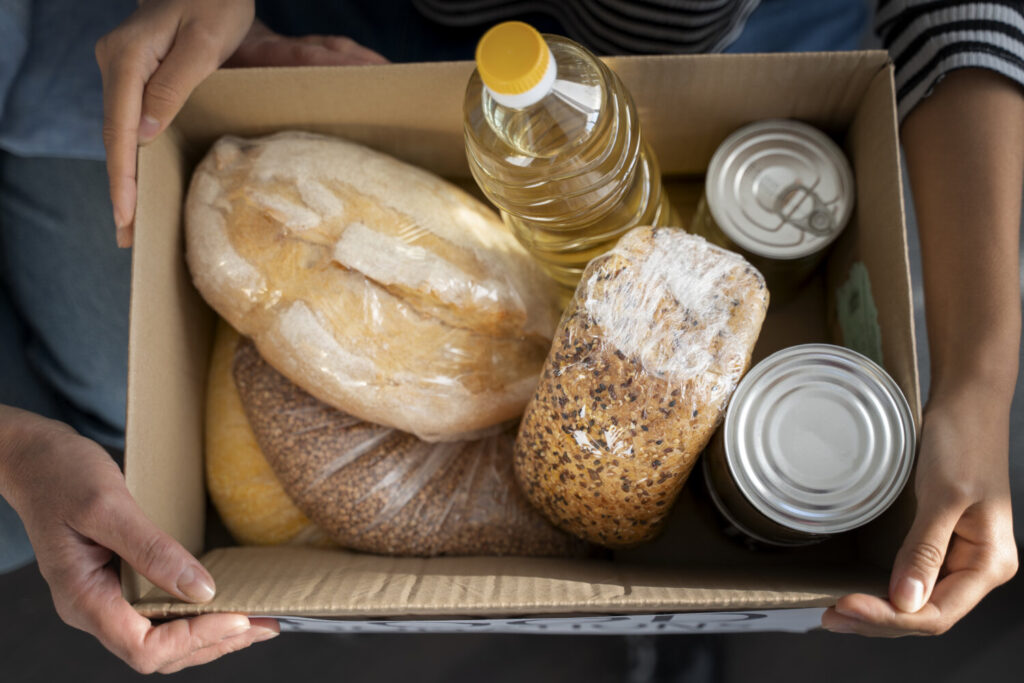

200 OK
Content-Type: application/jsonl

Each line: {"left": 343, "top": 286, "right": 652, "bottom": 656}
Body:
{"left": 690, "top": 120, "right": 855, "bottom": 302}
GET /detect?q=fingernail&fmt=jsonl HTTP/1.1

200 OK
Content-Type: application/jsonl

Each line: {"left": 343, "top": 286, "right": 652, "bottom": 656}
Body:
{"left": 250, "top": 627, "right": 280, "bottom": 643}
{"left": 833, "top": 604, "right": 862, "bottom": 619}
{"left": 894, "top": 577, "right": 925, "bottom": 613}
{"left": 116, "top": 224, "right": 130, "bottom": 248}
{"left": 138, "top": 115, "right": 161, "bottom": 143}
{"left": 113, "top": 202, "right": 127, "bottom": 228}
{"left": 176, "top": 565, "right": 216, "bottom": 603}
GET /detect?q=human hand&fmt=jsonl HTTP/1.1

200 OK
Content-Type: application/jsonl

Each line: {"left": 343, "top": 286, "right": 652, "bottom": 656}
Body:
{"left": 822, "top": 386, "right": 1018, "bottom": 636}
{"left": 224, "top": 19, "right": 389, "bottom": 69}
{"left": 0, "top": 407, "right": 278, "bottom": 673}
{"left": 96, "top": 0, "right": 389, "bottom": 250}
{"left": 96, "top": 0, "right": 256, "bottom": 248}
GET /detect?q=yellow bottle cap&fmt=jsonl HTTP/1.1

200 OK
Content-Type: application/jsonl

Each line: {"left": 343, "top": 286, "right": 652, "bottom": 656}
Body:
{"left": 475, "top": 22, "right": 550, "bottom": 95}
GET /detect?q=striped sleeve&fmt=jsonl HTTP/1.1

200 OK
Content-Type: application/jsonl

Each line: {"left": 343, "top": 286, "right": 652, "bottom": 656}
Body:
{"left": 412, "top": 0, "right": 760, "bottom": 54}
{"left": 875, "top": 0, "right": 1024, "bottom": 121}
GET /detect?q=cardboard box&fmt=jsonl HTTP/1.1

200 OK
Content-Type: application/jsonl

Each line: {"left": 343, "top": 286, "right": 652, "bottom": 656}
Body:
{"left": 125, "top": 51, "right": 921, "bottom": 635}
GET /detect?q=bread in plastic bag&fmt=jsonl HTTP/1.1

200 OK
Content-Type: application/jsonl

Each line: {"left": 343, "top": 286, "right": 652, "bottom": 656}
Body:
{"left": 232, "top": 337, "right": 587, "bottom": 558}
{"left": 186, "top": 131, "right": 560, "bottom": 442}
{"left": 515, "top": 227, "right": 769, "bottom": 547}
{"left": 205, "top": 318, "right": 335, "bottom": 547}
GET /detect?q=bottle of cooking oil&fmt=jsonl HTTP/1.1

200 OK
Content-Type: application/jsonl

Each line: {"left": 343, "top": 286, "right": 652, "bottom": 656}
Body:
{"left": 464, "top": 21, "right": 679, "bottom": 296}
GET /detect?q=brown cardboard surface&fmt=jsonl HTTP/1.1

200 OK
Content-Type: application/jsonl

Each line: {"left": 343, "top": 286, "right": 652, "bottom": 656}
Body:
{"left": 614, "top": 51, "right": 889, "bottom": 175}
{"left": 841, "top": 66, "right": 921, "bottom": 423}
{"left": 125, "top": 128, "right": 210, "bottom": 603}
{"left": 126, "top": 52, "right": 914, "bottom": 620}
{"left": 135, "top": 547, "right": 883, "bottom": 619}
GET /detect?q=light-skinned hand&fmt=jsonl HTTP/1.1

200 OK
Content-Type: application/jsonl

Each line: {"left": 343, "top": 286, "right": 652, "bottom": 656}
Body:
{"left": 224, "top": 19, "right": 388, "bottom": 69}
{"left": 95, "top": 0, "right": 256, "bottom": 249}
{"left": 0, "top": 406, "right": 279, "bottom": 673}
{"left": 96, "top": 0, "right": 389, "bottom": 249}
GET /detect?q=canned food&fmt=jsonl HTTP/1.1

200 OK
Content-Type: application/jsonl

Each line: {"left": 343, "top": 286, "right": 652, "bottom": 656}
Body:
{"left": 691, "top": 119, "right": 855, "bottom": 301}
{"left": 703, "top": 344, "right": 915, "bottom": 546}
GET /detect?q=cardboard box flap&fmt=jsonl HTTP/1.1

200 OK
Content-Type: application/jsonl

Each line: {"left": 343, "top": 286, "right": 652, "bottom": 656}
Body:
{"left": 174, "top": 62, "right": 476, "bottom": 179}
{"left": 614, "top": 50, "right": 889, "bottom": 175}
{"left": 172, "top": 51, "right": 890, "bottom": 179}
{"left": 844, "top": 65, "right": 922, "bottom": 425}
{"left": 133, "top": 547, "right": 886, "bottom": 619}
{"left": 124, "top": 129, "right": 210, "bottom": 602}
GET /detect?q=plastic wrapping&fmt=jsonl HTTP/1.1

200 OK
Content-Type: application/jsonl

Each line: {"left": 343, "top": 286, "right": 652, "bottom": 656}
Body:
{"left": 514, "top": 227, "right": 769, "bottom": 548}
{"left": 232, "top": 337, "right": 587, "bottom": 558}
{"left": 185, "top": 131, "right": 561, "bottom": 442}
{"left": 205, "top": 319, "right": 335, "bottom": 547}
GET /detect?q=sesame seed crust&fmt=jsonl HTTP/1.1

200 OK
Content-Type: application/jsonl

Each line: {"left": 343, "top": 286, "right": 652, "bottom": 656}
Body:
{"left": 514, "top": 227, "right": 768, "bottom": 548}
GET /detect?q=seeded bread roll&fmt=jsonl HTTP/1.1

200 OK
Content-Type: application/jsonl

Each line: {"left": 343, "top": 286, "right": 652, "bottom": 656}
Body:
{"left": 186, "top": 131, "right": 559, "bottom": 442}
{"left": 514, "top": 227, "right": 769, "bottom": 547}
{"left": 232, "top": 338, "right": 586, "bottom": 558}
{"left": 205, "top": 318, "right": 334, "bottom": 547}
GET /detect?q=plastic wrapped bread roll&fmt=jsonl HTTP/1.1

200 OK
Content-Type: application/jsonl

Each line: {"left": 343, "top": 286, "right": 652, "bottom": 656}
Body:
{"left": 205, "top": 319, "right": 334, "bottom": 547}
{"left": 186, "top": 131, "right": 560, "bottom": 442}
{"left": 232, "top": 338, "right": 587, "bottom": 558}
{"left": 514, "top": 227, "right": 769, "bottom": 547}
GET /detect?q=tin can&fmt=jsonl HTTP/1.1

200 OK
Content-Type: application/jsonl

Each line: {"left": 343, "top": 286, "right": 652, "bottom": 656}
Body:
{"left": 703, "top": 344, "right": 915, "bottom": 546}
{"left": 691, "top": 120, "right": 855, "bottom": 302}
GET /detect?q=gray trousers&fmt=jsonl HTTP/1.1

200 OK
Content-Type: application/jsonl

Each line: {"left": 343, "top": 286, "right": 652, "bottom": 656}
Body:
{"left": 0, "top": 154, "right": 130, "bottom": 572}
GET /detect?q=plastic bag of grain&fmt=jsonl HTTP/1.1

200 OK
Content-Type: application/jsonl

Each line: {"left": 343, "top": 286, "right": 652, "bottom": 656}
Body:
{"left": 232, "top": 337, "right": 586, "bottom": 558}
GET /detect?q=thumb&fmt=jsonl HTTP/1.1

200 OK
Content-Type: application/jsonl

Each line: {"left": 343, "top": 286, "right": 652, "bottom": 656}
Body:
{"left": 889, "top": 504, "right": 960, "bottom": 613}
{"left": 78, "top": 490, "right": 215, "bottom": 604}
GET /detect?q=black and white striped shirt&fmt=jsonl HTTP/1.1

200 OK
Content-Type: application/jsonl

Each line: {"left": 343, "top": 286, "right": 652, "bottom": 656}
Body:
{"left": 876, "top": 0, "right": 1024, "bottom": 118}
{"left": 414, "top": 0, "right": 1024, "bottom": 119}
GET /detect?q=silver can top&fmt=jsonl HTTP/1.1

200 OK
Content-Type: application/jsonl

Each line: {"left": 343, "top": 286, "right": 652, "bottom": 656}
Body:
{"left": 724, "top": 344, "right": 915, "bottom": 535}
{"left": 705, "top": 119, "right": 854, "bottom": 260}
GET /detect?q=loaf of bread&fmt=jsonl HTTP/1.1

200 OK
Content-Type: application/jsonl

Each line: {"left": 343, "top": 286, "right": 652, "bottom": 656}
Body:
{"left": 204, "top": 318, "right": 334, "bottom": 547}
{"left": 232, "top": 337, "right": 586, "bottom": 558}
{"left": 186, "top": 132, "right": 559, "bottom": 442}
{"left": 514, "top": 227, "right": 769, "bottom": 547}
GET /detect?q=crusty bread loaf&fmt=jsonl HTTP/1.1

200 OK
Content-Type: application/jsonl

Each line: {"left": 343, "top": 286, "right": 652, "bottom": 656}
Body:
{"left": 186, "top": 132, "right": 559, "bottom": 442}
{"left": 232, "top": 338, "right": 586, "bottom": 558}
{"left": 204, "top": 318, "right": 333, "bottom": 547}
{"left": 514, "top": 227, "right": 768, "bottom": 547}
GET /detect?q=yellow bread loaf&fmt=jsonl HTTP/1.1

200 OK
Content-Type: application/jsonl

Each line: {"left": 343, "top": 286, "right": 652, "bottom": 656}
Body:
{"left": 205, "top": 318, "right": 333, "bottom": 547}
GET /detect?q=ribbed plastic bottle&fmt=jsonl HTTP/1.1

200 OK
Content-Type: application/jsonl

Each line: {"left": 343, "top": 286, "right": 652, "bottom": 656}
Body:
{"left": 464, "top": 21, "right": 679, "bottom": 295}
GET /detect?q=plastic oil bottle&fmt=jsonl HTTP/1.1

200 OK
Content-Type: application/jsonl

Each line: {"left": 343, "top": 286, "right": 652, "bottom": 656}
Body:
{"left": 464, "top": 21, "right": 679, "bottom": 297}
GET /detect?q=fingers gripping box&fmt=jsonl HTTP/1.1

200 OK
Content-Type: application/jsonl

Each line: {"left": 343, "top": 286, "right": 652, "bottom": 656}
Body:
{"left": 125, "top": 52, "right": 919, "bottom": 634}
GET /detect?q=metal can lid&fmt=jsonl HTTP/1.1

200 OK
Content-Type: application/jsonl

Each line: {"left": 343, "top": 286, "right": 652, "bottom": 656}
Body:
{"left": 705, "top": 119, "right": 854, "bottom": 260}
{"left": 724, "top": 344, "right": 915, "bottom": 535}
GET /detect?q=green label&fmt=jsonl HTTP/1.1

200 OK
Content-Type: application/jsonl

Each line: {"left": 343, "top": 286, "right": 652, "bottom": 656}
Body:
{"left": 836, "top": 261, "right": 884, "bottom": 366}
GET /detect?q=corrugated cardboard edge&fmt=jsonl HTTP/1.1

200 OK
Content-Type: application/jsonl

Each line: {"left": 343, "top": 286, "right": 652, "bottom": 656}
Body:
{"left": 828, "top": 61, "right": 921, "bottom": 568}
{"left": 123, "top": 127, "right": 211, "bottom": 603}
{"left": 134, "top": 548, "right": 886, "bottom": 619}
